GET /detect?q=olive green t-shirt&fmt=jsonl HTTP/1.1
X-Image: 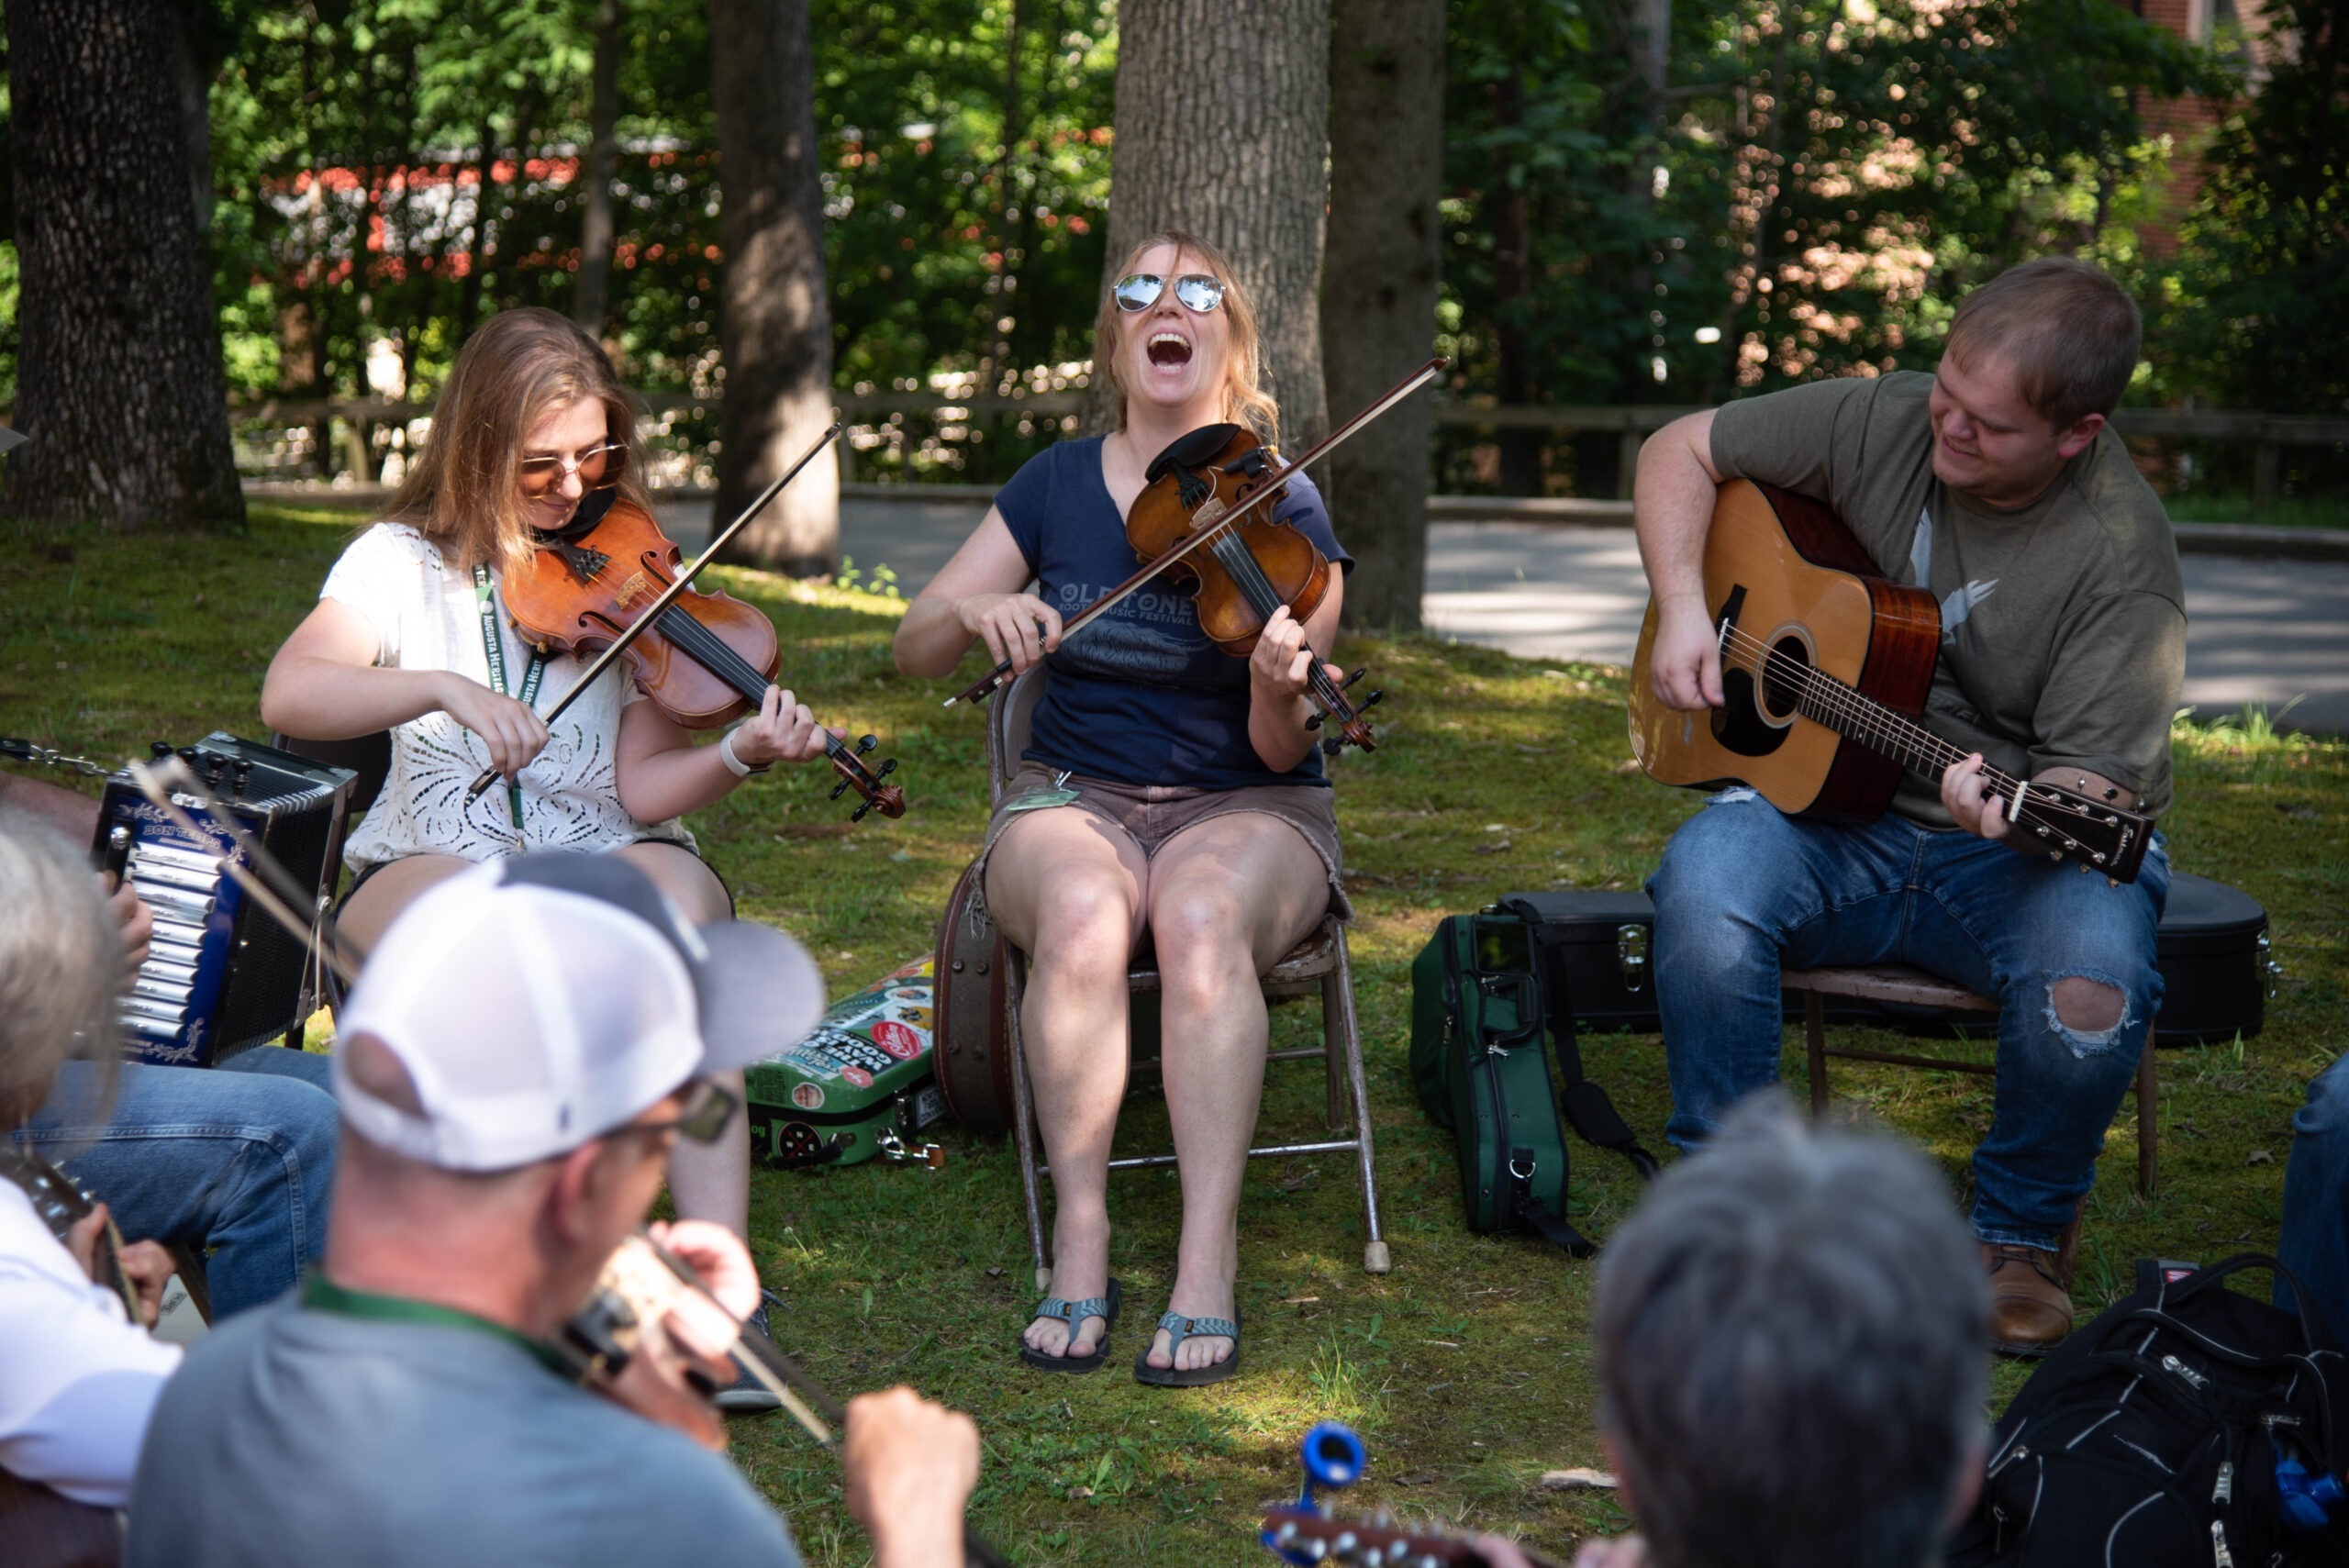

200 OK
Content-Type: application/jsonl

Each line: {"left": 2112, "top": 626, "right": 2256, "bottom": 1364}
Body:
{"left": 1708, "top": 372, "right": 2185, "bottom": 826}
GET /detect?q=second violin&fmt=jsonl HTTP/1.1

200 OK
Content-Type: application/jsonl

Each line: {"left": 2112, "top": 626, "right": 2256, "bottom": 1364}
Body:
{"left": 481, "top": 475, "right": 906, "bottom": 822}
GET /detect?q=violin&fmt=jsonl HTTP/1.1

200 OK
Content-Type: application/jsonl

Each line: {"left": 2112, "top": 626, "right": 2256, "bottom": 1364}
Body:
{"left": 495, "top": 489, "right": 906, "bottom": 822}
{"left": 945, "top": 358, "right": 1451, "bottom": 754}
{"left": 1125, "top": 422, "right": 1379, "bottom": 755}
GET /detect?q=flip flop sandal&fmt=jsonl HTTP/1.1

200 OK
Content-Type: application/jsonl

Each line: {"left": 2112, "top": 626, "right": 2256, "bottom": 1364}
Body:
{"left": 1018, "top": 1278, "right": 1122, "bottom": 1373}
{"left": 1132, "top": 1307, "right": 1242, "bottom": 1388}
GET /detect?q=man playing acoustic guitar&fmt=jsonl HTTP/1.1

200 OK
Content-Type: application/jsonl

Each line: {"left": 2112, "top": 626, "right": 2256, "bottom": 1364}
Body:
{"left": 1632, "top": 258, "right": 2185, "bottom": 1355}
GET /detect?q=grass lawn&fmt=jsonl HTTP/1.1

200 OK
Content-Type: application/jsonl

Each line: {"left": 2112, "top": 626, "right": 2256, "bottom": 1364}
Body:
{"left": 6, "top": 505, "right": 2344, "bottom": 1564}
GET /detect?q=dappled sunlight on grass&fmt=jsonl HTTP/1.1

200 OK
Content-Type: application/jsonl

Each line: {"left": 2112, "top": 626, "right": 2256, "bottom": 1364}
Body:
{"left": 3, "top": 507, "right": 2343, "bottom": 1562}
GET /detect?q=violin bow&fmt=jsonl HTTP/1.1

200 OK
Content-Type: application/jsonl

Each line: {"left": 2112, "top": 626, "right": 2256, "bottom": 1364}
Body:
{"left": 944, "top": 358, "right": 1447, "bottom": 710}
{"left": 463, "top": 422, "right": 845, "bottom": 802}
{"left": 639, "top": 1231, "right": 1014, "bottom": 1568}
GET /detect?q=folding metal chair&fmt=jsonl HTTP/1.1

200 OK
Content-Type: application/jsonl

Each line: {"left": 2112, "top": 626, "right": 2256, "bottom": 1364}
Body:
{"left": 985, "top": 666, "right": 1389, "bottom": 1289}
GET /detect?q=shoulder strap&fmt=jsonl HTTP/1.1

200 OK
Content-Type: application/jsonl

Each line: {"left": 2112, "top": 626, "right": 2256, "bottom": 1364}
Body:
{"left": 1508, "top": 1147, "right": 1597, "bottom": 1258}
{"left": 1503, "top": 899, "right": 1661, "bottom": 1183}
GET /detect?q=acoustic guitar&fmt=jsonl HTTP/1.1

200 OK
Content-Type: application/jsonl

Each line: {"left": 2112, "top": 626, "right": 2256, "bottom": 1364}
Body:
{"left": 1627, "top": 480, "right": 2151, "bottom": 883}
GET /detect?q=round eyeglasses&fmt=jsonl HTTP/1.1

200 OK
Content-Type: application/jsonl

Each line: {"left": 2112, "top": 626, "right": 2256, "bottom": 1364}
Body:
{"left": 1112, "top": 272, "right": 1226, "bottom": 314}
{"left": 518, "top": 440, "right": 628, "bottom": 497}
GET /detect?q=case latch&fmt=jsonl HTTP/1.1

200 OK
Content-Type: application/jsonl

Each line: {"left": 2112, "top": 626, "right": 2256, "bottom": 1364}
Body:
{"left": 1616, "top": 923, "right": 1650, "bottom": 994}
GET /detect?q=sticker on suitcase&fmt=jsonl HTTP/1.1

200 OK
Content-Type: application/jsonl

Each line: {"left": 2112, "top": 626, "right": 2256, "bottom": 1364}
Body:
{"left": 751, "top": 958, "right": 938, "bottom": 1084}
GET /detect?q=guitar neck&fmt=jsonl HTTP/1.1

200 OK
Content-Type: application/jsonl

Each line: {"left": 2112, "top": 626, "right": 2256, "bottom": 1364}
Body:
{"left": 1783, "top": 659, "right": 2019, "bottom": 799}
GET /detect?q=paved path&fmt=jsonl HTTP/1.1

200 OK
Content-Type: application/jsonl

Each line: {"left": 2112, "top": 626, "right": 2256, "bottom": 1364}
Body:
{"left": 657, "top": 496, "right": 2349, "bottom": 738}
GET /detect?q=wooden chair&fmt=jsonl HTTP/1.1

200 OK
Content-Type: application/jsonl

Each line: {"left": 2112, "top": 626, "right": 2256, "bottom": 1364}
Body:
{"left": 986, "top": 666, "right": 1388, "bottom": 1289}
{"left": 1781, "top": 963, "right": 2159, "bottom": 1194}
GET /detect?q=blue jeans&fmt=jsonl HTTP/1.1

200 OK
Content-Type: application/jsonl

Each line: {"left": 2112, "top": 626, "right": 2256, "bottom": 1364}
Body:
{"left": 15, "top": 1047, "right": 339, "bottom": 1318}
{"left": 1648, "top": 790, "right": 2170, "bottom": 1249}
{"left": 2277, "top": 1051, "right": 2349, "bottom": 1345}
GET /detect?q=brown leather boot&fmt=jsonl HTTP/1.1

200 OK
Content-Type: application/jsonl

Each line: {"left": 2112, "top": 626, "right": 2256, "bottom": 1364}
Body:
{"left": 1982, "top": 1242, "right": 2072, "bottom": 1354}
{"left": 1983, "top": 1207, "right": 2084, "bottom": 1357}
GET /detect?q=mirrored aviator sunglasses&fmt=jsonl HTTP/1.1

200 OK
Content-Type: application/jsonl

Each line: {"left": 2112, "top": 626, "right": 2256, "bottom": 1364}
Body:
{"left": 518, "top": 440, "right": 628, "bottom": 497}
{"left": 1112, "top": 272, "right": 1226, "bottom": 314}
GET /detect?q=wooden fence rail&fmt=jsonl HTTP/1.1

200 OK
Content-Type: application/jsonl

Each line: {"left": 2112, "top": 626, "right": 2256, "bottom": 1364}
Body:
{"left": 182, "top": 392, "right": 2349, "bottom": 509}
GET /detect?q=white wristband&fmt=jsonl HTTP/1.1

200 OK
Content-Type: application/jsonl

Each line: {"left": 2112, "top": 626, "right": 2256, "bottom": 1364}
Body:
{"left": 718, "top": 728, "right": 772, "bottom": 779}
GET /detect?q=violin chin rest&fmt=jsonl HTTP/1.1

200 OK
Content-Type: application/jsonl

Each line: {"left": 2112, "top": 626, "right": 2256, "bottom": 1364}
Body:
{"left": 1144, "top": 423, "right": 1243, "bottom": 482}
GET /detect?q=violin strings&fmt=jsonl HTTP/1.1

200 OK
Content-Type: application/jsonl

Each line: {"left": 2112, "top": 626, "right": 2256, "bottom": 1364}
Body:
{"left": 1201, "top": 528, "right": 1354, "bottom": 723}
{"left": 543, "top": 554, "right": 856, "bottom": 773}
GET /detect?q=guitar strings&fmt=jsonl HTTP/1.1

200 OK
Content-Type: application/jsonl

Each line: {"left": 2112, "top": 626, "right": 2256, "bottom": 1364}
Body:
{"left": 1705, "top": 620, "right": 2108, "bottom": 845}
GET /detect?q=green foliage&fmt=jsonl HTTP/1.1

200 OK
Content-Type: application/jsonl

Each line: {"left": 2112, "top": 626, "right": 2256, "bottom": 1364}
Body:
{"left": 1440, "top": 0, "right": 2220, "bottom": 491}
{"left": 6, "top": 508, "right": 2343, "bottom": 1562}
{"left": 177, "top": 1, "right": 1115, "bottom": 453}
{"left": 2155, "top": 0, "right": 2348, "bottom": 418}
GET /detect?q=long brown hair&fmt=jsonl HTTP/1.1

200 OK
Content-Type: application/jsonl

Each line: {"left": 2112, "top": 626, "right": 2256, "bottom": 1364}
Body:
{"left": 385, "top": 307, "right": 651, "bottom": 575}
{"left": 1093, "top": 230, "right": 1280, "bottom": 446}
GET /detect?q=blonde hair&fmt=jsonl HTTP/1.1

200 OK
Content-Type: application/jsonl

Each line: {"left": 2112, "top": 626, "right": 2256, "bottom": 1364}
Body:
{"left": 386, "top": 307, "right": 652, "bottom": 576}
{"left": 1944, "top": 258, "right": 2142, "bottom": 431}
{"left": 0, "top": 812, "right": 120, "bottom": 1129}
{"left": 1093, "top": 230, "right": 1280, "bottom": 446}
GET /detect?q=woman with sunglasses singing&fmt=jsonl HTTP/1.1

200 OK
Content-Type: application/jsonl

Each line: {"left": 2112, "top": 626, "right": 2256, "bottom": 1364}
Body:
{"left": 896, "top": 232, "right": 1353, "bottom": 1386}
{"left": 260, "top": 309, "right": 827, "bottom": 1396}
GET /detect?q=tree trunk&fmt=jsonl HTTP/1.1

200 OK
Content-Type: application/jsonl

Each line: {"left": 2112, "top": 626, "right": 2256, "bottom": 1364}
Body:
{"left": 167, "top": 0, "right": 215, "bottom": 233}
{"left": 5, "top": 0, "right": 244, "bottom": 528}
{"left": 1322, "top": 0, "right": 1442, "bottom": 631}
{"left": 1088, "top": 0, "right": 1330, "bottom": 447}
{"left": 708, "top": 0, "right": 839, "bottom": 576}
{"left": 1492, "top": 71, "right": 1541, "bottom": 496}
{"left": 573, "top": 0, "right": 622, "bottom": 338}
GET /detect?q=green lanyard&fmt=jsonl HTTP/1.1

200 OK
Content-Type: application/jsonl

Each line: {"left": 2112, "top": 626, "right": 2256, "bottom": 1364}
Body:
{"left": 472, "top": 565, "right": 548, "bottom": 836}
{"left": 300, "top": 1271, "right": 575, "bottom": 1381}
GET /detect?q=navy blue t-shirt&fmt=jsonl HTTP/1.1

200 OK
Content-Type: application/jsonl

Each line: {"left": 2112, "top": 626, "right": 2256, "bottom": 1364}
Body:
{"left": 994, "top": 435, "right": 1353, "bottom": 790}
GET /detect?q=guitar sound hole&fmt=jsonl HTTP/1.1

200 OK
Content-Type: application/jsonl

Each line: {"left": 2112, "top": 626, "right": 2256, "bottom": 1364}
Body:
{"left": 1759, "top": 635, "right": 1811, "bottom": 721}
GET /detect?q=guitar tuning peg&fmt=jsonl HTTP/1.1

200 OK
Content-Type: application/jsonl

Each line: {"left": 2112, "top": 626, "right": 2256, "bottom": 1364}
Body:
{"left": 876, "top": 758, "right": 897, "bottom": 778}
{"left": 852, "top": 802, "right": 871, "bottom": 822}
{"left": 1343, "top": 666, "right": 1367, "bottom": 688}
{"left": 1364, "top": 689, "right": 1384, "bottom": 708}
{"left": 857, "top": 733, "right": 878, "bottom": 754}
{"left": 829, "top": 780, "right": 849, "bottom": 800}
{"left": 2102, "top": 786, "right": 2118, "bottom": 800}
{"left": 1321, "top": 737, "right": 1344, "bottom": 758}
{"left": 1305, "top": 713, "right": 1324, "bottom": 730}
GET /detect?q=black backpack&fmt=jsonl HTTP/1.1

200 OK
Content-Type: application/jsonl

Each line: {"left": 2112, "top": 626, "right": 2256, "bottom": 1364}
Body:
{"left": 1949, "top": 1254, "right": 2349, "bottom": 1568}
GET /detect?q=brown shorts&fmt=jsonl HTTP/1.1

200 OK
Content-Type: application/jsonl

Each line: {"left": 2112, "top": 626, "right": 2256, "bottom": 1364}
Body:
{"left": 977, "top": 762, "right": 1352, "bottom": 922}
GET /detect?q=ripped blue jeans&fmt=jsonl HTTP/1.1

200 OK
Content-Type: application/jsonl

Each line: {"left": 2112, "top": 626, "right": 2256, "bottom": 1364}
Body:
{"left": 1648, "top": 789, "right": 2169, "bottom": 1250}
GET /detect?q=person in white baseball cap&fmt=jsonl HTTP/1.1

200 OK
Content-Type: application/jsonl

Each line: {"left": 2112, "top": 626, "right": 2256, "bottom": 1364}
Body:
{"left": 127, "top": 854, "right": 982, "bottom": 1568}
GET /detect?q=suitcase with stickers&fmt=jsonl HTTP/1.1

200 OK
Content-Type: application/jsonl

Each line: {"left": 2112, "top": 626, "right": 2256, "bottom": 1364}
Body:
{"left": 743, "top": 958, "right": 948, "bottom": 1170}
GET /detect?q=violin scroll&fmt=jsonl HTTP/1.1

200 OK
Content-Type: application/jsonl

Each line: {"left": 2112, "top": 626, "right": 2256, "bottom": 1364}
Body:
{"left": 827, "top": 733, "right": 907, "bottom": 821}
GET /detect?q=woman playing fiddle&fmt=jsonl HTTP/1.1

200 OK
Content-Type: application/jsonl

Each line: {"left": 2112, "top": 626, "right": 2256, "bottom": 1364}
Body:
{"left": 260, "top": 309, "right": 828, "bottom": 1344}
{"left": 895, "top": 232, "right": 1351, "bottom": 1385}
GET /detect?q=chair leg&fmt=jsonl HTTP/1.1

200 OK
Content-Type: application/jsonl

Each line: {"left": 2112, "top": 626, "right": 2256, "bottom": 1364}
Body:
{"left": 1006, "top": 951, "right": 1052, "bottom": 1293}
{"left": 2136, "top": 1028, "right": 2158, "bottom": 1195}
{"left": 1803, "top": 991, "right": 1830, "bottom": 1114}
{"left": 1330, "top": 929, "right": 1389, "bottom": 1274}
{"left": 1320, "top": 962, "right": 1345, "bottom": 1133}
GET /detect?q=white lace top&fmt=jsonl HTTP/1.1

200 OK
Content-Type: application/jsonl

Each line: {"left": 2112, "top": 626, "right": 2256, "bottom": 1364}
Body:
{"left": 323, "top": 522, "right": 694, "bottom": 872}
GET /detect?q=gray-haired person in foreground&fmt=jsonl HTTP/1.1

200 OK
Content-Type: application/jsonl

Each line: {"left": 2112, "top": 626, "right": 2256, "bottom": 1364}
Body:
{"left": 1478, "top": 1096, "right": 1990, "bottom": 1568}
